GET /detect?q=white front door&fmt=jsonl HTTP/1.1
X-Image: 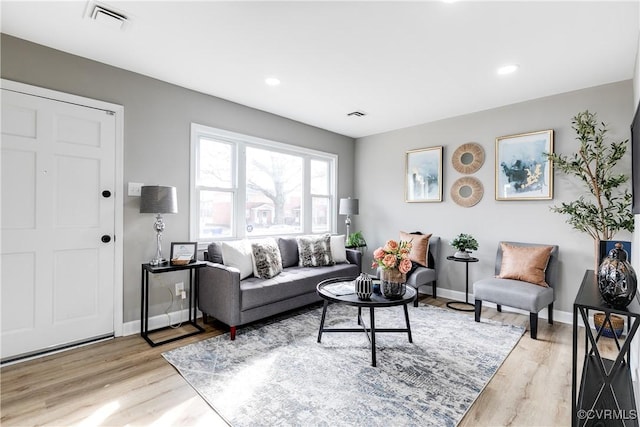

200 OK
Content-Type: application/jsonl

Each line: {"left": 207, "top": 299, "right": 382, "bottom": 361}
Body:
{"left": 1, "top": 87, "right": 117, "bottom": 360}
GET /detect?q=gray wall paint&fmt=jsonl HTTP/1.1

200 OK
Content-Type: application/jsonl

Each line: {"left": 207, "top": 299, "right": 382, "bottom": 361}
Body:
{"left": 354, "top": 81, "right": 634, "bottom": 313}
{"left": 1, "top": 34, "right": 356, "bottom": 323}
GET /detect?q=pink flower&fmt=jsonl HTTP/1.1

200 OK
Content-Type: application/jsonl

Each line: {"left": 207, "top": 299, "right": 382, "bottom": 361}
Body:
{"left": 384, "top": 240, "right": 399, "bottom": 252}
{"left": 382, "top": 254, "right": 397, "bottom": 269}
{"left": 399, "top": 258, "right": 412, "bottom": 274}
{"left": 371, "top": 261, "right": 379, "bottom": 269}
{"left": 373, "top": 247, "right": 386, "bottom": 261}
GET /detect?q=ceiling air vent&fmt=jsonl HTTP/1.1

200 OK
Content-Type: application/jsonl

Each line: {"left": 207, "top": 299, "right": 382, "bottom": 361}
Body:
{"left": 89, "top": 4, "right": 128, "bottom": 30}
{"left": 347, "top": 111, "right": 367, "bottom": 117}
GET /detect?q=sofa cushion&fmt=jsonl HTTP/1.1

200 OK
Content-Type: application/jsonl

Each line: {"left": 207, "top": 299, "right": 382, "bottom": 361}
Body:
{"left": 330, "top": 235, "right": 348, "bottom": 264}
{"left": 296, "top": 234, "right": 334, "bottom": 267}
{"left": 278, "top": 237, "right": 299, "bottom": 268}
{"left": 240, "top": 263, "right": 359, "bottom": 311}
{"left": 497, "top": 243, "right": 553, "bottom": 287}
{"left": 400, "top": 231, "right": 432, "bottom": 267}
{"left": 221, "top": 240, "right": 254, "bottom": 280}
{"left": 251, "top": 238, "right": 283, "bottom": 279}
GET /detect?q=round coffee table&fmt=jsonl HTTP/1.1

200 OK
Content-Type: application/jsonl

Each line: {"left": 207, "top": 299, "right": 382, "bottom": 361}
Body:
{"left": 316, "top": 277, "right": 416, "bottom": 367}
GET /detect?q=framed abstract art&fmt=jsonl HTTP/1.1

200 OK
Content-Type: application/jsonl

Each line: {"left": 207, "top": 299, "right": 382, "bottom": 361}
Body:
{"left": 495, "top": 130, "right": 554, "bottom": 200}
{"left": 405, "top": 146, "right": 443, "bottom": 202}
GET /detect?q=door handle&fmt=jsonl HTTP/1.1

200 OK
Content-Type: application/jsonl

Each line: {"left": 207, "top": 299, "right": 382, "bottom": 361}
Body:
{"left": 101, "top": 235, "right": 112, "bottom": 243}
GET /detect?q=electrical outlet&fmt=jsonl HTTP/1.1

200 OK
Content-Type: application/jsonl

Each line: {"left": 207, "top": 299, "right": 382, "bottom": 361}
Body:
{"left": 128, "top": 182, "right": 144, "bottom": 197}
{"left": 181, "top": 290, "right": 187, "bottom": 300}
{"left": 175, "top": 282, "right": 184, "bottom": 295}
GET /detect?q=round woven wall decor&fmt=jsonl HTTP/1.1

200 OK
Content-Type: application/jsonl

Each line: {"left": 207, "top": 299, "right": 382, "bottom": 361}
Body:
{"left": 451, "top": 142, "right": 485, "bottom": 174}
{"left": 451, "top": 176, "right": 484, "bottom": 207}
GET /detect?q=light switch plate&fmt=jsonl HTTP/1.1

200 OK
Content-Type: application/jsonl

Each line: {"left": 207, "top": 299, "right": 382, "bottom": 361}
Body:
{"left": 128, "top": 182, "right": 143, "bottom": 197}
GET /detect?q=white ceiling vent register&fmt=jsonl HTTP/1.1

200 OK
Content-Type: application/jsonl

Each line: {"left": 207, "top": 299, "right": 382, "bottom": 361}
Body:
{"left": 86, "top": 2, "right": 129, "bottom": 30}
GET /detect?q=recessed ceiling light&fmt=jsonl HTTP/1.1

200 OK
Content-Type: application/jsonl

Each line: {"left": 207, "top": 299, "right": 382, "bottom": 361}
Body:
{"left": 265, "top": 77, "right": 281, "bottom": 86}
{"left": 497, "top": 64, "right": 519, "bottom": 75}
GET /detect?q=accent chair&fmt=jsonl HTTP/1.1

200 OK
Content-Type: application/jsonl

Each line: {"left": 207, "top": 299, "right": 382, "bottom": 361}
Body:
{"left": 473, "top": 241, "right": 559, "bottom": 339}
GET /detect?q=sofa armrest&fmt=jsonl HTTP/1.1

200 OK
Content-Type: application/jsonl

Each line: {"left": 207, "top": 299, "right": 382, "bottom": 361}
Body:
{"left": 198, "top": 261, "right": 242, "bottom": 327}
{"left": 346, "top": 248, "right": 362, "bottom": 272}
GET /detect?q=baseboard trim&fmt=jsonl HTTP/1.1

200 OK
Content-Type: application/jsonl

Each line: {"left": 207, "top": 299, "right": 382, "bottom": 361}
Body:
{"left": 122, "top": 309, "right": 202, "bottom": 336}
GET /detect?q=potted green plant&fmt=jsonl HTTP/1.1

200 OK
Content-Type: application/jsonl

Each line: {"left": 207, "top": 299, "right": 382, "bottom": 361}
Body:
{"left": 451, "top": 233, "right": 478, "bottom": 259}
{"left": 546, "top": 110, "right": 634, "bottom": 269}
{"left": 346, "top": 231, "right": 367, "bottom": 250}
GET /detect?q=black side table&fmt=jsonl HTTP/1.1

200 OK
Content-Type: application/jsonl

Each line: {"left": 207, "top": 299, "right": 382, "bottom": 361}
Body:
{"left": 141, "top": 261, "right": 206, "bottom": 346}
{"left": 572, "top": 270, "right": 639, "bottom": 426}
{"left": 446, "top": 256, "right": 479, "bottom": 312}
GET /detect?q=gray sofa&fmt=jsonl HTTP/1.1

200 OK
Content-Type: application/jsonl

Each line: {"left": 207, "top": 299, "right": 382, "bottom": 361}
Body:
{"left": 199, "top": 237, "right": 362, "bottom": 339}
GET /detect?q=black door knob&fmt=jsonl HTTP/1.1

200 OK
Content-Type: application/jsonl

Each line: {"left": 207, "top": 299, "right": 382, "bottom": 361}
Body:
{"left": 102, "top": 190, "right": 112, "bottom": 198}
{"left": 101, "top": 235, "right": 111, "bottom": 243}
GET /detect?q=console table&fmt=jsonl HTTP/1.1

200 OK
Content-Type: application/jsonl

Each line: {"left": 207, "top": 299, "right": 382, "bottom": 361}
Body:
{"left": 572, "top": 270, "right": 639, "bottom": 426}
{"left": 141, "top": 261, "right": 206, "bottom": 346}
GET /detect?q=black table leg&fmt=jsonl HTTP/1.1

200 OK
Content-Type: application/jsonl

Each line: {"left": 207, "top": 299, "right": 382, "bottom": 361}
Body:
{"left": 317, "top": 300, "right": 329, "bottom": 343}
{"left": 403, "top": 303, "right": 413, "bottom": 343}
{"left": 370, "top": 307, "right": 376, "bottom": 367}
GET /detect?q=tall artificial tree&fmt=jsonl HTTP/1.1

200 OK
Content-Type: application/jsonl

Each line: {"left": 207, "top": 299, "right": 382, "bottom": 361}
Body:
{"left": 547, "top": 110, "right": 634, "bottom": 267}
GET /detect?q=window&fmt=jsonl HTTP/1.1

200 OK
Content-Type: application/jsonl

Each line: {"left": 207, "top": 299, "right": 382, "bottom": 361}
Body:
{"left": 190, "top": 124, "right": 337, "bottom": 244}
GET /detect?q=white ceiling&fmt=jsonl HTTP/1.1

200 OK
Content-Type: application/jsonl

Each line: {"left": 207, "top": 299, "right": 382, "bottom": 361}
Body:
{"left": 2, "top": 1, "right": 639, "bottom": 138}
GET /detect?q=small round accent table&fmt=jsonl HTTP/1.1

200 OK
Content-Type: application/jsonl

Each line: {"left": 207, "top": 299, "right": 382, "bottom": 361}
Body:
{"left": 446, "top": 256, "right": 479, "bottom": 312}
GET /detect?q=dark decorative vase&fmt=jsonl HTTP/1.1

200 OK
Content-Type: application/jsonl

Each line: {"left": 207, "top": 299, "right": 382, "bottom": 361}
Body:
{"left": 597, "top": 242, "right": 637, "bottom": 308}
{"left": 380, "top": 268, "right": 407, "bottom": 299}
{"left": 355, "top": 273, "right": 373, "bottom": 300}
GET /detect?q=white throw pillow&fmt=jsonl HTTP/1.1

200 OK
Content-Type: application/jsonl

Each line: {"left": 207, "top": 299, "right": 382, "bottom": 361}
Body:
{"left": 330, "top": 235, "right": 348, "bottom": 264}
{"left": 221, "top": 240, "right": 254, "bottom": 280}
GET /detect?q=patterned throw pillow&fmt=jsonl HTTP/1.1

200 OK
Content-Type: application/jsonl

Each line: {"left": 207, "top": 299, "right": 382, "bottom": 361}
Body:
{"left": 251, "top": 238, "right": 283, "bottom": 279}
{"left": 296, "top": 234, "right": 334, "bottom": 267}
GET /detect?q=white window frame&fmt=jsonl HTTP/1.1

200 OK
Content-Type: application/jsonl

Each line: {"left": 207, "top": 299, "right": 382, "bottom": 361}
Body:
{"left": 190, "top": 123, "right": 338, "bottom": 246}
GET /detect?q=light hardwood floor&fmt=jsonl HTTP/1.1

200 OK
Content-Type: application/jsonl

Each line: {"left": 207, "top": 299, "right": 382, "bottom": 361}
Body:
{"left": 0, "top": 296, "right": 607, "bottom": 426}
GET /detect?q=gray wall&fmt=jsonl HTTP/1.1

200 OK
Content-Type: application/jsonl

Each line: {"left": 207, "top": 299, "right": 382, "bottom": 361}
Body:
{"left": 354, "top": 81, "right": 634, "bottom": 313}
{"left": 1, "top": 34, "right": 356, "bottom": 323}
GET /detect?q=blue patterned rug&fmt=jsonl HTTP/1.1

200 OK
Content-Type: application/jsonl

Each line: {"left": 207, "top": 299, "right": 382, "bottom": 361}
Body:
{"left": 163, "top": 304, "right": 524, "bottom": 426}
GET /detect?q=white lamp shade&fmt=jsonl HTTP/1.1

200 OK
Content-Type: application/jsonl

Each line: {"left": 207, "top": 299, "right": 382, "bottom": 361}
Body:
{"left": 339, "top": 198, "right": 359, "bottom": 215}
{"left": 140, "top": 186, "right": 178, "bottom": 214}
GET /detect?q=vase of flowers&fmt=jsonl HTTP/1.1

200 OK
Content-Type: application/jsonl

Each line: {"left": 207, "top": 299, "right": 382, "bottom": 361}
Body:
{"left": 372, "top": 239, "right": 412, "bottom": 299}
{"left": 451, "top": 233, "right": 478, "bottom": 259}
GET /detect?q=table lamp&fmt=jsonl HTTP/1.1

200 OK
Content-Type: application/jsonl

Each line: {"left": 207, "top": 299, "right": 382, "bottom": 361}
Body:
{"left": 339, "top": 197, "right": 359, "bottom": 238}
{"left": 140, "top": 185, "right": 177, "bottom": 266}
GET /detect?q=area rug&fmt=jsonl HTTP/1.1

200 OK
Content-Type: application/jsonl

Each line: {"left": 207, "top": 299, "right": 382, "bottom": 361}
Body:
{"left": 162, "top": 304, "right": 524, "bottom": 426}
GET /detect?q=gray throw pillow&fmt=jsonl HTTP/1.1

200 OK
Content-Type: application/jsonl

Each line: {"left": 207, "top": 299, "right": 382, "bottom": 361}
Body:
{"left": 206, "top": 242, "right": 223, "bottom": 264}
{"left": 278, "top": 237, "right": 299, "bottom": 268}
{"left": 296, "top": 234, "right": 334, "bottom": 267}
{"left": 251, "top": 239, "right": 283, "bottom": 279}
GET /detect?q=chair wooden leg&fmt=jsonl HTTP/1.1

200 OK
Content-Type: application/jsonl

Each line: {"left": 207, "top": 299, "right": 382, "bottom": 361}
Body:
{"left": 497, "top": 304, "right": 502, "bottom": 312}
{"left": 529, "top": 313, "right": 538, "bottom": 339}
{"left": 230, "top": 326, "right": 237, "bottom": 340}
{"left": 474, "top": 299, "right": 482, "bottom": 322}
{"left": 413, "top": 293, "right": 419, "bottom": 307}
{"left": 548, "top": 302, "right": 554, "bottom": 325}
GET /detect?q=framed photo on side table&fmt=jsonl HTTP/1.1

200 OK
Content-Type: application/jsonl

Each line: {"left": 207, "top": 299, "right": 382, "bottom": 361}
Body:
{"left": 405, "top": 146, "right": 443, "bottom": 202}
{"left": 495, "top": 130, "right": 554, "bottom": 201}
{"left": 170, "top": 242, "right": 197, "bottom": 265}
